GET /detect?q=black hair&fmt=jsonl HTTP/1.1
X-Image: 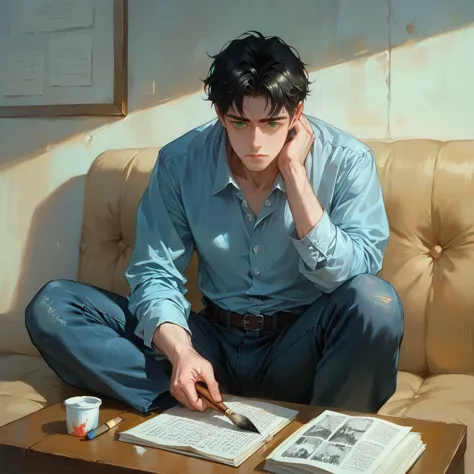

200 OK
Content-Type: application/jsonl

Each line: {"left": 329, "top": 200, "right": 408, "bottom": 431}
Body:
{"left": 202, "top": 31, "right": 311, "bottom": 118}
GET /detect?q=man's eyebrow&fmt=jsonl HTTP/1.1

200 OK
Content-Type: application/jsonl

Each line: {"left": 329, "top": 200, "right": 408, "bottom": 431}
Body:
{"left": 260, "top": 116, "right": 287, "bottom": 123}
{"left": 226, "top": 114, "right": 250, "bottom": 122}
{"left": 226, "top": 114, "right": 287, "bottom": 123}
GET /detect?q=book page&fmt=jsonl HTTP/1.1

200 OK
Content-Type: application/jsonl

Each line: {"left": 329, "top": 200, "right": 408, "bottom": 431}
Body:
{"left": 120, "top": 397, "right": 297, "bottom": 462}
{"left": 266, "top": 410, "right": 412, "bottom": 474}
{"left": 226, "top": 399, "right": 297, "bottom": 435}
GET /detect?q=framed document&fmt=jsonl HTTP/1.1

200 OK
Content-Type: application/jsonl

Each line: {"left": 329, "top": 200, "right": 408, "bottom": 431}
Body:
{"left": 0, "top": 0, "right": 128, "bottom": 117}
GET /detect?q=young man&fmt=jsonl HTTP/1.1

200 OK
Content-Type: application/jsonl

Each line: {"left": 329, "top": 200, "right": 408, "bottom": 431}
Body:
{"left": 25, "top": 31, "right": 403, "bottom": 416}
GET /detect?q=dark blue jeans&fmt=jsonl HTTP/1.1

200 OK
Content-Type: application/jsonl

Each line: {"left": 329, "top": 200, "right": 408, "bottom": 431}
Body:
{"left": 25, "top": 274, "right": 403, "bottom": 414}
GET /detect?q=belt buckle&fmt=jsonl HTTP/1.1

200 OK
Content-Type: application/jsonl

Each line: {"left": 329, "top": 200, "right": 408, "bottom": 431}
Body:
{"left": 242, "top": 314, "right": 264, "bottom": 331}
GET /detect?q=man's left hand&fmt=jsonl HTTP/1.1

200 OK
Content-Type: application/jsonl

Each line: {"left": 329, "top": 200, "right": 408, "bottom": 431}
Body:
{"left": 278, "top": 114, "right": 315, "bottom": 170}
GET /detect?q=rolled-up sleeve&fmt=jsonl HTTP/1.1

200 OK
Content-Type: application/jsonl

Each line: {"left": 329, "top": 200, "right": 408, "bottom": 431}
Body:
{"left": 290, "top": 150, "right": 389, "bottom": 293}
{"left": 124, "top": 150, "right": 194, "bottom": 349}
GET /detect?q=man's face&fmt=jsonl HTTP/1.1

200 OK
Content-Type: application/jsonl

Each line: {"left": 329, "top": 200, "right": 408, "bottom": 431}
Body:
{"left": 217, "top": 96, "right": 300, "bottom": 172}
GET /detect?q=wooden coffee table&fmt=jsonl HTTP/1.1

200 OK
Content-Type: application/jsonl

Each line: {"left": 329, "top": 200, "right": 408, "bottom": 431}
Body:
{"left": 0, "top": 397, "right": 466, "bottom": 474}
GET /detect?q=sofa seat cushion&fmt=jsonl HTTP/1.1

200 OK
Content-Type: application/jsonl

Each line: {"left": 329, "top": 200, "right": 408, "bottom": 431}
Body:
{"left": 380, "top": 371, "right": 474, "bottom": 472}
{"left": 0, "top": 354, "right": 79, "bottom": 427}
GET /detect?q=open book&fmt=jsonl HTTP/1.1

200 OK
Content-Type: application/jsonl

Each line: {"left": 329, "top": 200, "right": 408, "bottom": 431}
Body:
{"left": 118, "top": 397, "right": 298, "bottom": 467}
{"left": 263, "top": 410, "right": 426, "bottom": 474}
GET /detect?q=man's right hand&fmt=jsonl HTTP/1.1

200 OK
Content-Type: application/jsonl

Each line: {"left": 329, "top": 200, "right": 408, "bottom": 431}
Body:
{"left": 152, "top": 322, "right": 222, "bottom": 411}
{"left": 169, "top": 346, "right": 221, "bottom": 411}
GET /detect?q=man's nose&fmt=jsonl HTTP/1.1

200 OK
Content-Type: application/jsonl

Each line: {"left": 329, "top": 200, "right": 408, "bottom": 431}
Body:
{"left": 250, "top": 126, "right": 264, "bottom": 149}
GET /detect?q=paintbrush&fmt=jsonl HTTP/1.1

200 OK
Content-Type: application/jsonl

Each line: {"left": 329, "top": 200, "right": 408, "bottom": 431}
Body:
{"left": 195, "top": 382, "right": 261, "bottom": 434}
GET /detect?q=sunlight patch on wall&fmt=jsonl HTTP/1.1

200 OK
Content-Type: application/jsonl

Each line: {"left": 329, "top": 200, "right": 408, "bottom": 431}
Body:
{"left": 390, "top": 24, "right": 474, "bottom": 139}
{"left": 306, "top": 51, "right": 390, "bottom": 139}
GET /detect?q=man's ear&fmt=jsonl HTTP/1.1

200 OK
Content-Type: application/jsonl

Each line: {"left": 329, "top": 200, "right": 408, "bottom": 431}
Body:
{"left": 289, "top": 102, "right": 304, "bottom": 129}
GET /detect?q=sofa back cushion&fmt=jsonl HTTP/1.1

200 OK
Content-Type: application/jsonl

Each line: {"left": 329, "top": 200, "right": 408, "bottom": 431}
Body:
{"left": 79, "top": 141, "right": 474, "bottom": 377}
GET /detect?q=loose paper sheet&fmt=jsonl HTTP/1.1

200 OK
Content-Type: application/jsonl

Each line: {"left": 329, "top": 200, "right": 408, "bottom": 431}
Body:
{"left": 49, "top": 32, "right": 93, "bottom": 87}
{"left": 2, "top": 49, "right": 46, "bottom": 96}
{"left": 19, "top": 0, "right": 95, "bottom": 33}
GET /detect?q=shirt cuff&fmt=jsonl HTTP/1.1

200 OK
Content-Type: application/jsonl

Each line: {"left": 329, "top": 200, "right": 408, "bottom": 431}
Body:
{"left": 289, "top": 210, "right": 335, "bottom": 270}
{"left": 134, "top": 299, "right": 191, "bottom": 350}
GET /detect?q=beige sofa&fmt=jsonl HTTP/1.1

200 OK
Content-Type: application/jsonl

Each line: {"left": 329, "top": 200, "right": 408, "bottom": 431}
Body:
{"left": 1, "top": 140, "right": 473, "bottom": 470}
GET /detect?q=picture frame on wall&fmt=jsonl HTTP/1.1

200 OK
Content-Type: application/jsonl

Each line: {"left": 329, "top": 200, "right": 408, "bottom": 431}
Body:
{"left": 0, "top": 0, "right": 128, "bottom": 118}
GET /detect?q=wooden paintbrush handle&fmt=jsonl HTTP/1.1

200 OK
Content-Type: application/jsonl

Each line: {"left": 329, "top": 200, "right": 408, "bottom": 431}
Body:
{"left": 195, "top": 382, "right": 227, "bottom": 413}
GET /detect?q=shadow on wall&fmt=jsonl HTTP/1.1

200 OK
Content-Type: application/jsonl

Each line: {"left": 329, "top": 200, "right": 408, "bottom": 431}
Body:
{"left": 128, "top": 0, "right": 474, "bottom": 114}
{"left": 0, "top": 176, "right": 86, "bottom": 356}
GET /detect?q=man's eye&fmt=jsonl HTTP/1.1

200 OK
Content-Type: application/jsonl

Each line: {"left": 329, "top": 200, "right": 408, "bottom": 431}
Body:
{"left": 232, "top": 121, "right": 247, "bottom": 128}
{"left": 267, "top": 121, "right": 279, "bottom": 129}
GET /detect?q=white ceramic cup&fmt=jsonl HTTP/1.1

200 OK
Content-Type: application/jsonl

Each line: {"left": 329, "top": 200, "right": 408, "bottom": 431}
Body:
{"left": 64, "top": 396, "right": 102, "bottom": 437}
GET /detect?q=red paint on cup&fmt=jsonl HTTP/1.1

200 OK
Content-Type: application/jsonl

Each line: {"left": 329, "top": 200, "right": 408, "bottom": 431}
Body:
{"left": 72, "top": 420, "right": 88, "bottom": 437}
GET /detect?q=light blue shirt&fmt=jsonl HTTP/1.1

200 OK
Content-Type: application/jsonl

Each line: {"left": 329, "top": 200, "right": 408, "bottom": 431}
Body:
{"left": 125, "top": 115, "right": 389, "bottom": 348}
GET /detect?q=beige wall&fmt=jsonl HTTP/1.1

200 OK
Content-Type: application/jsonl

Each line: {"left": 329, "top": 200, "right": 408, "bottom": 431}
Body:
{"left": 1, "top": 0, "right": 473, "bottom": 354}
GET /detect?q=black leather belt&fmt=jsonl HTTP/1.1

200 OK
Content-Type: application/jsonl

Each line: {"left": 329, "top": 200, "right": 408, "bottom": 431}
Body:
{"left": 204, "top": 300, "right": 298, "bottom": 331}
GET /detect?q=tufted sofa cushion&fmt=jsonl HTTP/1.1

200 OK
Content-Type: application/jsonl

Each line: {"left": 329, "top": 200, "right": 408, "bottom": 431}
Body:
{"left": 77, "top": 141, "right": 474, "bottom": 471}
{"left": 370, "top": 140, "right": 474, "bottom": 377}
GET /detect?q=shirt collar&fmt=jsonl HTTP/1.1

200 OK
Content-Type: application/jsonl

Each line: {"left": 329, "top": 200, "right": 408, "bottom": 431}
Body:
{"left": 273, "top": 173, "right": 286, "bottom": 193}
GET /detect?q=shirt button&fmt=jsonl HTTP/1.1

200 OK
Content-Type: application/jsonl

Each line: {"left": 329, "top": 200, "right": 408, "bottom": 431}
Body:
{"left": 247, "top": 215, "right": 253, "bottom": 221}
{"left": 243, "top": 201, "right": 248, "bottom": 207}
{"left": 253, "top": 245, "right": 260, "bottom": 254}
{"left": 264, "top": 199, "right": 272, "bottom": 207}
{"left": 253, "top": 268, "right": 261, "bottom": 276}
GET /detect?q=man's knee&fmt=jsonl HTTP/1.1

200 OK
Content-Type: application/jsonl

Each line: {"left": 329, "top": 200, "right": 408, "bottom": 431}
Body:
{"left": 345, "top": 274, "right": 404, "bottom": 341}
{"left": 25, "top": 279, "right": 75, "bottom": 343}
